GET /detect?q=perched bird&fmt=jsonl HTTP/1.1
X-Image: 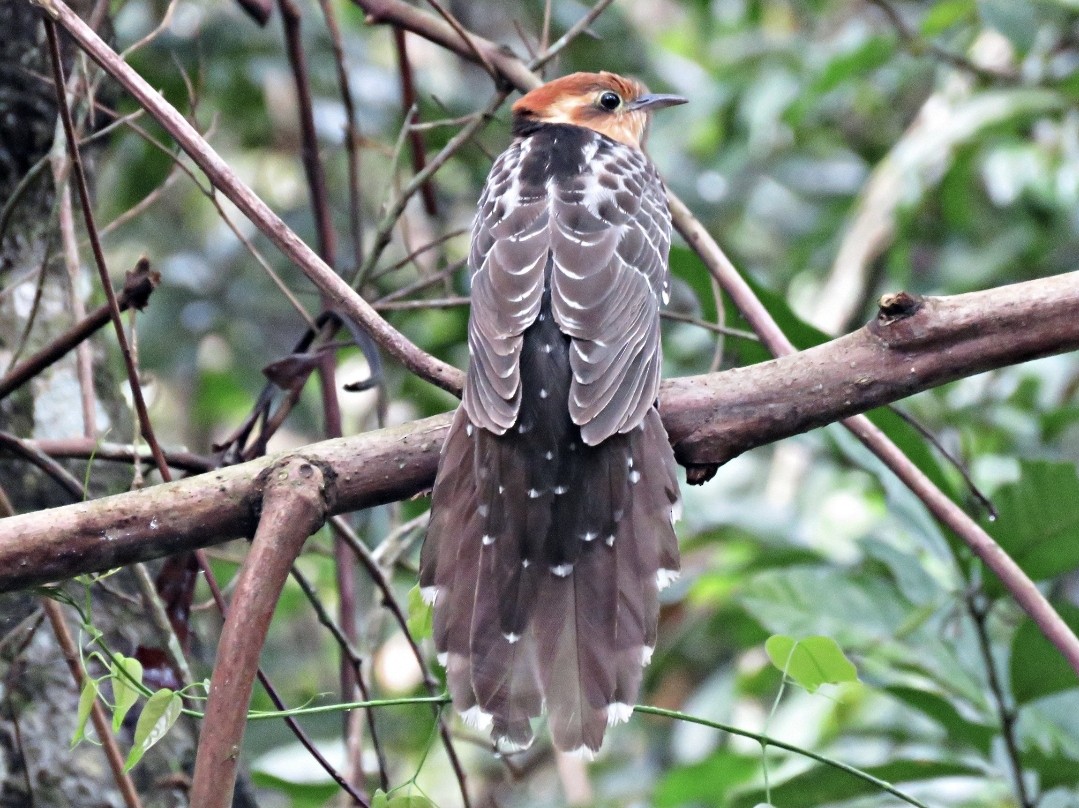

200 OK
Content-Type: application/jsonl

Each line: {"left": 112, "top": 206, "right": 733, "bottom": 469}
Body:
{"left": 421, "top": 71, "right": 686, "bottom": 757}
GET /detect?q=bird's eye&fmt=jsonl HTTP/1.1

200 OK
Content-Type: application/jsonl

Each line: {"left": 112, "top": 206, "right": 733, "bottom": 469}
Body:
{"left": 598, "top": 91, "right": 622, "bottom": 111}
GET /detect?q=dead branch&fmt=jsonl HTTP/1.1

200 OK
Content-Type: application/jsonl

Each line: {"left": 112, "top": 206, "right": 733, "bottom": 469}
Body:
{"left": 0, "top": 260, "right": 159, "bottom": 400}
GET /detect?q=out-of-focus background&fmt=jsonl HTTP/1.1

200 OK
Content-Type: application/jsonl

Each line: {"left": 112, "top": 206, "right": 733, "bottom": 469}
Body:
{"left": 3, "top": 0, "right": 1079, "bottom": 806}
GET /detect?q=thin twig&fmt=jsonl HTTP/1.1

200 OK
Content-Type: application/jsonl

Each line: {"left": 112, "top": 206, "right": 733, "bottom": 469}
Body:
{"left": 528, "top": 0, "right": 615, "bottom": 72}
{"left": 889, "top": 405, "right": 997, "bottom": 520}
{"left": 43, "top": 19, "right": 173, "bottom": 484}
{"left": 290, "top": 563, "right": 390, "bottom": 789}
{"left": 331, "top": 516, "right": 473, "bottom": 808}
{"left": 0, "top": 260, "right": 159, "bottom": 401}
{"left": 393, "top": 27, "right": 439, "bottom": 216}
{"left": 352, "top": 90, "right": 507, "bottom": 289}
{"left": 315, "top": 0, "right": 365, "bottom": 268}
{"left": 374, "top": 295, "right": 468, "bottom": 311}
{"left": 374, "top": 257, "right": 466, "bottom": 304}
{"left": 966, "top": 595, "right": 1033, "bottom": 807}
{"left": 422, "top": 0, "right": 497, "bottom": 80}
{"left": 0, "top": 430, "right": 84, "bottom": 499}
{"left": 661, "top": 309, "right": 757, "bottom": 342}
{"left": 368, "top": 227, "right": 467, "bottom": 282}
{"left": 865, "top": 0, "right": 1018, "bottom": 83}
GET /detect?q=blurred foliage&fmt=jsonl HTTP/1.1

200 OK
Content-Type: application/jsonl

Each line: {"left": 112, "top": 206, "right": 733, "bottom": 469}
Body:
{"left": 74, "top": 0, "right": 1079, "bottom": 805}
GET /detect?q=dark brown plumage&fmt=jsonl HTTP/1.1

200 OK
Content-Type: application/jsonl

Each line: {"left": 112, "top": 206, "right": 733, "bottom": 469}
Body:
{"left": 421, "top": 72, "right": 685, "bottom": 757}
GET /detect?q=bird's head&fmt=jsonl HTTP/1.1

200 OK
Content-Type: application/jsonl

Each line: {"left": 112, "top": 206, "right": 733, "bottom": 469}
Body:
{"left": 511, "top": 71, "right": 686, "bottom": 149}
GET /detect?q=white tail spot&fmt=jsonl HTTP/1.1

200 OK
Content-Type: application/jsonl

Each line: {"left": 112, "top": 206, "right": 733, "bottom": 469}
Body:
{"left": 496, "top": 735, "right": 532, "bottom": 754}
{"left": 607, "top": 703, "right": 633, "bottom": 726}
{"left": 605, "top": 535, "right": 615, "bottom": 546}
{"left": 503, "top": 632, "right": 520, "bottom": 644}
{"left": 551, "top": 563, "right": 573, "bottom": 577}
{"left": 465, "top": 424, "right": 474, "bottom": 437}
{"left": 478, "top": 504, "right": 489, "bottom": 517}
{"left": 641, "top": 646, "right": 654, "bottom": 666}
{"left": 461, "top": 706, "right": 494, "bottom": 731}
{"left": 437, "top": 651, "right": 449, "bottom": 667}
{"left": 582, "top": 531, "right": 597, "bottom": 542}
{"left": 528, "top": 488, "right": 541, "bottom": 499}
{"left": 671, "top": 499, "right": 683, "bottom": 525}
{"left": 521, "top": 558, "right": 531, "bottom": 568}
{"left": 656, "top": 569, "right": 680, "bottom": 591}
{"left": 420, "top": 586, "right": 439, "bottom": 606}
{"left": 543, "top": 343, "right": 552, "bottom": 354}
{"left": 482, "top": 534, "right": 495, "bottom": 546}
{"left": 565, "top": 745, "right": 596, "bottom": 762}
{"left": 518, "top": 422, "right": 531, "bottom": 434}
{"left": 629, "top": 470, "right": 642, "bottom": 484}
{"left": 627, "top": 457, "right": 634, "bottom": 468}
{"left": 553, "top": 485, "right": 568, "bottom": 495}
{"left": 545, "top": 451, "right": 554, "bottom": 460}
{"left": 499, "top": 485, "right": 505, "bottom": 494}
{"left": 539, "top": 388, "right": 548, "bottom": 399}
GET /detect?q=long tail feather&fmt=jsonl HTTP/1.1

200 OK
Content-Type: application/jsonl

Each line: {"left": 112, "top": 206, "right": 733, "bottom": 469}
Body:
{"left": 424, "top": 299, "right": 681, "bottom": 754}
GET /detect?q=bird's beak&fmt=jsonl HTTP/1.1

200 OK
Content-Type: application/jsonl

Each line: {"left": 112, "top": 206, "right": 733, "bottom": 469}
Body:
{"left": 627, "top": 93, "right": 688, "bottom": 112}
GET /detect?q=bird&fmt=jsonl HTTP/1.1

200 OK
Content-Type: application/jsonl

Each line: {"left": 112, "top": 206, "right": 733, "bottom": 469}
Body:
{"left": 420, "top": 71, "right": 686, "bottom": 758}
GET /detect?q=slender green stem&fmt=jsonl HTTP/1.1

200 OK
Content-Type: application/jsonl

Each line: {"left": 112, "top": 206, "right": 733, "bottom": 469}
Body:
{"left": 243, "top": 694, "right": 451, "bottom": 721}
{"left": 632, "top": 705, "right": 933, "bottom": 808}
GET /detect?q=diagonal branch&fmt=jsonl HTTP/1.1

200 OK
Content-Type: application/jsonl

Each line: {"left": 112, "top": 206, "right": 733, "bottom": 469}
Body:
{"left": 28, "top": 0, "right": 463, "bottom": 396}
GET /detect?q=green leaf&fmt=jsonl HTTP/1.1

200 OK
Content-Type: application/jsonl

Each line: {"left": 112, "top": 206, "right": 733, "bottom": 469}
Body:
{"left": 372, "top": 790, "right": 389, "bottom": 808}
{"left": 764, "top": 635, "right": 858, "bottom": 692}
{"left": 983, "top": 462, "right": 1079, "bottom": 596}
{"left": 739, "top": 567, "right": 911, "bottom": 647}
{"left": 922, "top": 0, "right": 976, "bottom": 35}
{"left": 884, "top": 686, "right": 995, "bottom": 754}
{"left": 1010, "top": 602, "right": 1079, "bottom": 703}
{"left": 71, "top": 678, "right": 99, "bottom": 747}
{"left": 250, "top": 770, "right": 341, "bottom": 808}
{"left": 387, "top": 796, "right": 436, "bottom": 808}
{"left": 124, "top": 689, "right": 181, "bottom": 771}
{"left": 407, "top": 584, "right": 434, "bottom": 641}
{"left": 729, "top": 759, "right": 983, "bottom": 808}
{"left": 1021, "top": 746, "right": 1079, "bottom": 790}
{"left": 810, "top": 36, "right": 895, "bottom": 96}
{"left": 110, "top": 655, "right": 144, "bottom": 732}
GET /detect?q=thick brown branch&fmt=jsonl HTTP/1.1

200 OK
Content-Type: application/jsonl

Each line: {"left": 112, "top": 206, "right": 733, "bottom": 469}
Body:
{"left": 189, "top": 457, "right": 333, "bottom": 808}
{"left": 664, "top": 273, "right": 1079, "bottom": 475}
{"left": 3, "top": 272, "right": 1078, "bottom": 592}
{"left": 355, "top": 0, "right": 538, "bottom": 91}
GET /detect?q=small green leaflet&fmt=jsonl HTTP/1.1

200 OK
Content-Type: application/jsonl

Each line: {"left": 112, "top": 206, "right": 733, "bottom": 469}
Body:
{"left": 72, "top": 678, "right": 100, "bottom": 746}
{"left": 110, "top": 655, "right": 144, "bottom": 732}
{"left": 765, "top": 635, "right": 858, "bottom": 693}
{"left": 124, "top": 688, "right": 182, "bottom": 771}
{"left": 407, "top": 585, "right": 434, "bottom": 641}
{"left": 372, "top": 789, "right": 436, "bottom": 808}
